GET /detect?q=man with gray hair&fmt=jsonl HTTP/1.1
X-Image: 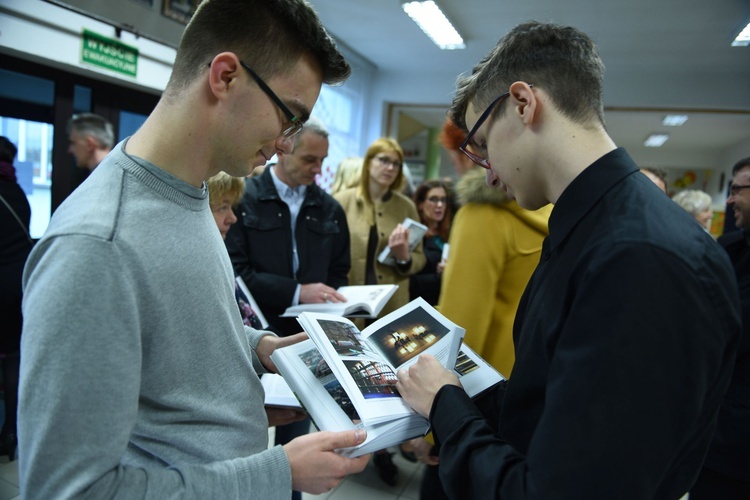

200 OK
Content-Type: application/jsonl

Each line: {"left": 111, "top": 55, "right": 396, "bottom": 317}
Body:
{"left": 225, "top": 119, "right": 351, "bottom": 499}
{"left": 66, "top": 112, "right": 114, "bottom": 171}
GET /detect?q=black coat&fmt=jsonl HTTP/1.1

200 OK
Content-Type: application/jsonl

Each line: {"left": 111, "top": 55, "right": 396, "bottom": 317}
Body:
{"left": 0, "top": 179, "right": 32, "bottom": 354}
{"left": 701, "top": 229, "right": 750, "bottom": 481}
{"left": 225, "top": 167, "right": 350, "bottom": 336}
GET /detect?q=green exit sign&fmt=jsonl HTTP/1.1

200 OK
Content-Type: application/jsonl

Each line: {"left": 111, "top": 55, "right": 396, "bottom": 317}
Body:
{"left": 81, "top": 30, "right": 138, "bottom": 78}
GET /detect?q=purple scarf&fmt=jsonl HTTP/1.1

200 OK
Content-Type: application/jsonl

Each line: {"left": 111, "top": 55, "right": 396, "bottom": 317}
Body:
{"left": 0, "top": 161, "right": 16, "bottom": 182}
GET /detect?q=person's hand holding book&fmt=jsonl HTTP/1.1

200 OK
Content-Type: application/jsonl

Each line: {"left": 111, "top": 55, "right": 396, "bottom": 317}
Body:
{"left": 256, "top": 332, "right": 308, "bottom": 373}
{"left": 396, "top": 354, "right": 461, "bottom": 418}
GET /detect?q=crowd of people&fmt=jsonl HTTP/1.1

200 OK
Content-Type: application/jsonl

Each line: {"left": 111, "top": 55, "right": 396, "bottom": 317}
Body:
{"left": 2, "top": 1, "right": 747, "bottom": 499}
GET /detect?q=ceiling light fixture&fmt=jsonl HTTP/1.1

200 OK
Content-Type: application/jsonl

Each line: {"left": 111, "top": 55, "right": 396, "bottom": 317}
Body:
{"left": 644, "top": 133, "right": 670, "bottom": 148}
{"left": 401, "top": 0, "right": 465, "bottom": 50}
{"left": 662, "top": 115, "right": 688, "bottom": 126}
{"left": 731, "top": 21, "right": 750, "bottom": 46}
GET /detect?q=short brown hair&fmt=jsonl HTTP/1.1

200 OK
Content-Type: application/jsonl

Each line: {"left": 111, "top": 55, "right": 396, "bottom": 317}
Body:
{"left": 450, "top": 21, "right": 605, "bottom": 131}
{"left": 167, "top": 0, "right": 350, "bottom": 96}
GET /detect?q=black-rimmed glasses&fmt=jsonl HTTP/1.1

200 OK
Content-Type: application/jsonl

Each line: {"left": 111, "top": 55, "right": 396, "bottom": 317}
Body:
{"left": 459, "top": 84, "right": 533, "bottom": 169}
{"left": 238, "top": 61, "right": 305, "bottom": 138}
{"left": 729, "top": 184, "right": 750, "bottom": 196}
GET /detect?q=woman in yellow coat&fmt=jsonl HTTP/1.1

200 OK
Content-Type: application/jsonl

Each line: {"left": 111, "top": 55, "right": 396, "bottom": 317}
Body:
{"left": 439, "top": 168, "right": 551, "bottom": 377}
{"left": 334, "top": 137, "right": 426, "bottom": 320}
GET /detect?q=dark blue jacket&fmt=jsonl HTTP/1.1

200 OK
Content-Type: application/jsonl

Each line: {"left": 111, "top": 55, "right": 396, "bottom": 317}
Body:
{"left": 225, "top": 167, "right": 350, "bottom": 336}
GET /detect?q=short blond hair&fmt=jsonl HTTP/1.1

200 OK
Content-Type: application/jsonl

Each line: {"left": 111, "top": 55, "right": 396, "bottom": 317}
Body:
{"left": 207, "top": 171, "right": 244, "bottom": 207}
{"left": 330, "top": 157, "right": 363, "bottom": 195}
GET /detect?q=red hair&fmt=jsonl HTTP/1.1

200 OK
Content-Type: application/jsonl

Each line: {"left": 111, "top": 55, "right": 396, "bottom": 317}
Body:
{"left": 438, "top": 118, "right": 467, "bottom": 152}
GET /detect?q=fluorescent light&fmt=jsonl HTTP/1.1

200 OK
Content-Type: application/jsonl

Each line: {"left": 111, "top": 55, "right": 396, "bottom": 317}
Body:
{"left": 401, "top": 1, "right": 465, "bottom": 50}
{"left": 644, "top": 134, "right": 670, "bottom": 147}
{"left": 731, "top": 22, "right": 750, "bottom": 46}
{"left": 662, "top": 115, "right": 688, "bottom": 126}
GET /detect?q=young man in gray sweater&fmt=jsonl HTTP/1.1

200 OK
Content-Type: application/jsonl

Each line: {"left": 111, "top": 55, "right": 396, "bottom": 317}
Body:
{"left": 19, "top": 1, "right": 368, "bottom": 498}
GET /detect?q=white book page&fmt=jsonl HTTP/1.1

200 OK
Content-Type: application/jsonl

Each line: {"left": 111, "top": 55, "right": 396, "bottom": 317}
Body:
{"left": 260, "top": 373, "right": 302, "bottom": 409}
{"left": 297, "top": 313, "right": 414, "bottom": 425}
{"left": 297, "top": 298, "right": 465, "bottom": 426}
{"left": 280, "top": 284, "right": 398, "bottom": 318}
{"left": 359, "top": 297, "right": 465, "bottom": 372}
{"left": 452, "top": 344, "right": 506, "bottom": 398}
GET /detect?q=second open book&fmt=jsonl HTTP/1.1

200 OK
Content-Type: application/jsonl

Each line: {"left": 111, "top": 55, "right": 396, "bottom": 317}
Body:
{"left": 271, "top": 297, "right": 505, "bottom": 457}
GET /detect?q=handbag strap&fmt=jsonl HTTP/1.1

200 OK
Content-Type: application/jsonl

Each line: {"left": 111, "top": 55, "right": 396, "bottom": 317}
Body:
{"left": 0, "top": 193, "right": 34, "bottom": 246}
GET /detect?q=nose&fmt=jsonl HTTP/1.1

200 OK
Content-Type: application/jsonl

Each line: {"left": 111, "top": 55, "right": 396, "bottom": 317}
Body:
{"left": 485, "top": 168, "right": 500, "bottom": 188}
{"left": 227, "top": 210, "right": 237, "bottom": 225}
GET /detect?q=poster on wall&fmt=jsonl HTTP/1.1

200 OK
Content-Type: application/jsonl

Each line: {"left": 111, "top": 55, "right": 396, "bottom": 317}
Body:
{"left": 162, "top": 0, "right": 201, "bottom": 25}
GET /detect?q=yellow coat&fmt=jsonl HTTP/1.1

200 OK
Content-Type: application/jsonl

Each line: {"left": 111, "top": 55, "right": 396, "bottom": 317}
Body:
{"left": 334, "top": 187, "right": 426, "bottom": 318}
{"left": 438, "top": 170, "right": 551, "bottom": 377}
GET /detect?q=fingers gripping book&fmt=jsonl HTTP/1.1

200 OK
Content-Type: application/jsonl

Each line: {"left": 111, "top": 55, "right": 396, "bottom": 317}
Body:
{"left": 271, "top": 297, "right": 505, "bottom": 457}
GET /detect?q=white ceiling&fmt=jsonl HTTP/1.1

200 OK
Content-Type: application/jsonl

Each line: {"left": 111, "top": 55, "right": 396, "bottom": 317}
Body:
{"left": 308, "top": 0, "right": 750, "bottom": 169}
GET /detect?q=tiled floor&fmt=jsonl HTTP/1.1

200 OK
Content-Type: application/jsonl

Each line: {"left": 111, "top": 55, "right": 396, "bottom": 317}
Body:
{"left": 0, "top": 457, "right": 19, "bottom": 500}
{"left": 302, "top": 447, "right": 424, "bottom": 500}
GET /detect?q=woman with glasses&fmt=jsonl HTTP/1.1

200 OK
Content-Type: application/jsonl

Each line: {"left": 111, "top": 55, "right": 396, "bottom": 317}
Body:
{"left": 333, "top": 137, "right": 426, "bottom": 486}
{"left": 409, "top": 179, "right": 454, "bottom": 306}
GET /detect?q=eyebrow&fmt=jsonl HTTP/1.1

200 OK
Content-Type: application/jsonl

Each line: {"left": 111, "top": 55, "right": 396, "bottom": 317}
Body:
{"left": 287, "top": 98, "right": 311, "bottom": 123}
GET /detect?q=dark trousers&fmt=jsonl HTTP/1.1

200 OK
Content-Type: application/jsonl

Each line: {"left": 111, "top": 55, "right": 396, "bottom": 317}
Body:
{"left": 274, "top": 417, "right": 311, "bottom": 500}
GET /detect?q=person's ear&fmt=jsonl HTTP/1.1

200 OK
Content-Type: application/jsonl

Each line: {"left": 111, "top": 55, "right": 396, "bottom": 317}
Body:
{"left": 207, "top": 52, "right": 242, "bottom": 100}
{"left": 85, "top": 136, "right": 98, "bottom": 152}
{"left": 508, "top": 82, "right": 537, "bottom": 125}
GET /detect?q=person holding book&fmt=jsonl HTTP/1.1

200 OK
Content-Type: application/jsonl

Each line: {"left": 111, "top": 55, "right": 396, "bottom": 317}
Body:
{"left": 408, "top": 178, "right": 455, "bottom": 307}
{"left": 19, "top": 1, "right": 370, "bottom": 498}
{"left": 408, "top": 167, "right": 552, "bottom": 498}
{"left": 395, "top": 21, "right": 740, "bottom": 500}
{"left": 225, "top": 118, "right": 351, "bottom": 500}
{"left": 334, "top": 136, "right": 426, "bottom": 486}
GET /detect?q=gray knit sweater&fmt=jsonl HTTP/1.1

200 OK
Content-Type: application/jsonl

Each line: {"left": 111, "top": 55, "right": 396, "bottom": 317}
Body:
{"left": 19, "top": 141, "right": 291, "bottom": 498}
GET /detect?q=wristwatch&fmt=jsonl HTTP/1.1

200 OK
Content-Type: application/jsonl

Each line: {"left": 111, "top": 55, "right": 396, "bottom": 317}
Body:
{"left": 396, "top": 257, "right": 411, "bottom": 266}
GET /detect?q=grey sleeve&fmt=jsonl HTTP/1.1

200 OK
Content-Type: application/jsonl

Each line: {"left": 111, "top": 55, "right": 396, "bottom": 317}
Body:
{"left": 19, "top": 235, "right": 291, "bottom": 499}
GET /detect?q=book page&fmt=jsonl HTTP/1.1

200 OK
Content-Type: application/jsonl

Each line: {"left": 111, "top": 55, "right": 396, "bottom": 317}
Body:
{"left": 297, "top": 313, "right": 415, "bottom": 425}
{"left": 359, "top": 297, "right": 465, "bottom": 372}
{"left": 234, "top": 276, "right": 269, "bottom": 329}
{"left": 296, "top": 297, "right": 465, "bottom": 425}
{"left": 451, "top": 345, "right": 506, "bottom": 398}
{"left": 260, "top": 373, "right": 302, "bottom": 409}
{"left": 271, "top": 340, "right": 429, "bottom": 457}
{"left": 280, "top": 284, "right": 397, "bottom": 318}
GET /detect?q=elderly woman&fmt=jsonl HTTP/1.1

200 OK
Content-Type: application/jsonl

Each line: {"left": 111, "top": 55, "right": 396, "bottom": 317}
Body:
{"left": 673, "top": 189, "right": 713, "bottom": 232}
{"left": 207, "top": 171, "right": 244, "bottom": 240}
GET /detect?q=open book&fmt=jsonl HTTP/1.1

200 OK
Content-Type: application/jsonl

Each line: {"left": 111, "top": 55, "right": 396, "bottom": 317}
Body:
{"left": 260, "top": 373, "right": 303, "bottom": 410}
{"left": 235, "top": 275, "right": 269, "bottom": 329}
{"left": 377, "top": 217, "right": 427, "bottom": 266}
{"left": 280, "top": 284, "right": 398, "bottom": 318}
{"left": 271, "top": 297, "right": 504, "bottom": 456}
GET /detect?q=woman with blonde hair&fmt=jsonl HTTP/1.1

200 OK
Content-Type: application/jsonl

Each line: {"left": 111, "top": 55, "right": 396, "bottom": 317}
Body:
{"left": 333, "top": 137, "right": 426, "bottom": 485}
{"left": 206, "top": 171, "right": 245, "bottom": 240}
{"left": 330, "top": 157, "right": 363, "bottom": 196}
